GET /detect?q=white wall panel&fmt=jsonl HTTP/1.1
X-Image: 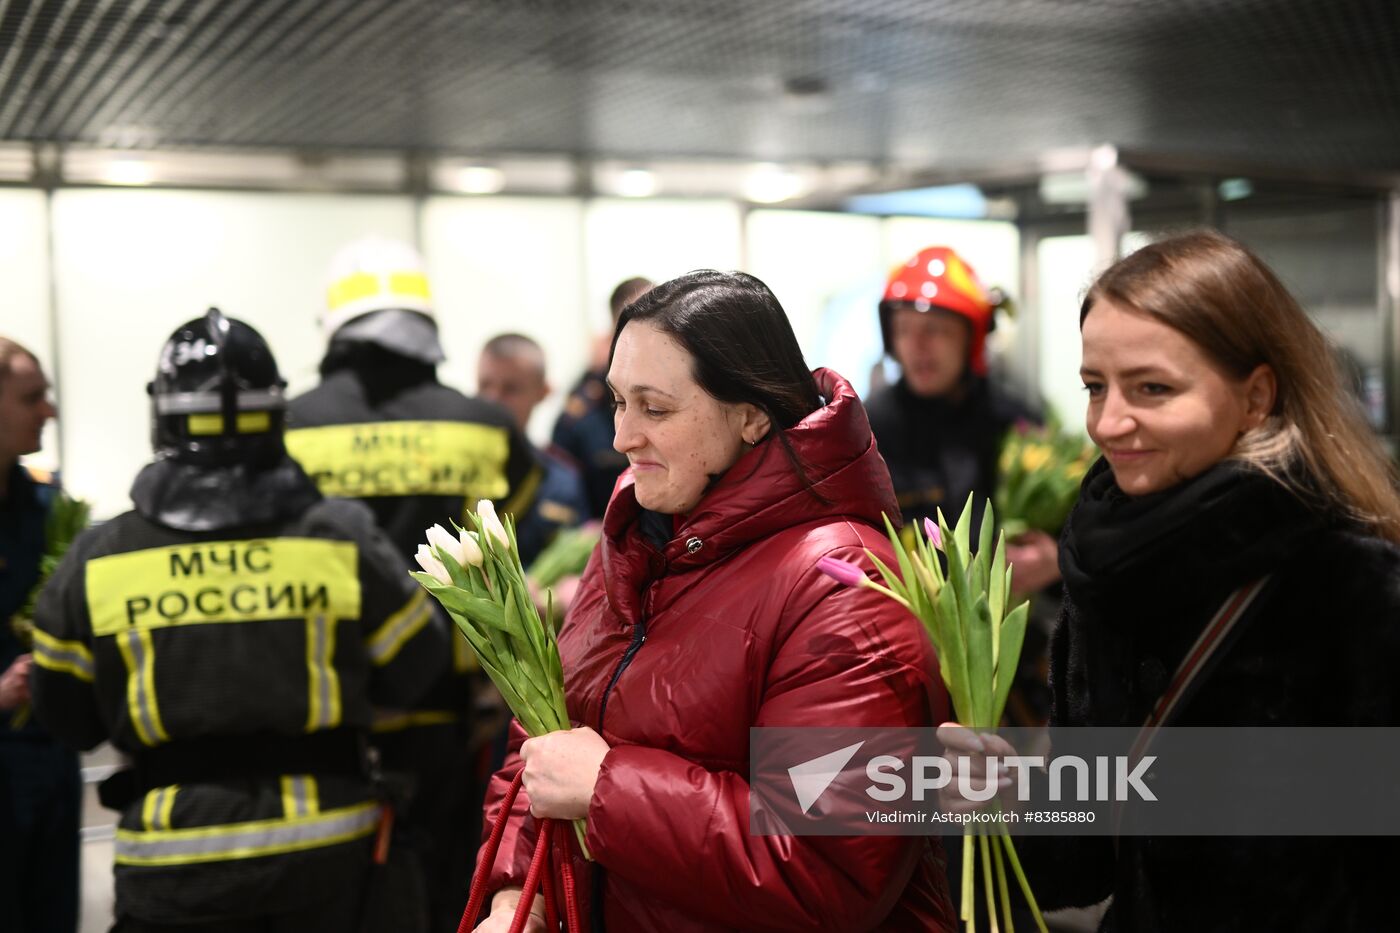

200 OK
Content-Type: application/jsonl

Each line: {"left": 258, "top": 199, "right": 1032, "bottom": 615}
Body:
{"left": 420, "top": 196, "right": 586, "bottom": 444}
{"left": 746, "top": 209, "right": 883, "bottom": 393}
{"left": 51, "top": 189, "right": 415, "bottom": 517}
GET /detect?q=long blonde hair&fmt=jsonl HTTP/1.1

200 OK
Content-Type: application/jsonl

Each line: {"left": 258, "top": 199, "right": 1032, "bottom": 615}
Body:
{"left": 1082, "top": 230, "right": 1400, "bottom": 544}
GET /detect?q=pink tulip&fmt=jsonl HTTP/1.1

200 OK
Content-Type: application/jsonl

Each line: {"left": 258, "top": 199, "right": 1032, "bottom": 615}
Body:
{"left": 817, "top": 556, "right": 867, "bottom": 589}
{"left": 923, "top": 518, "right": 943, "bottom": 550}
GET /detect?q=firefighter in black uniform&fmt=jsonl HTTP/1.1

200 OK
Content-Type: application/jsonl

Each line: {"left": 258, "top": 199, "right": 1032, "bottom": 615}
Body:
{"left": 287, "top": 238, "right": 532, "bottom": 932}
{"left": 30, "top": 309, "right": 448, "bottom": 932}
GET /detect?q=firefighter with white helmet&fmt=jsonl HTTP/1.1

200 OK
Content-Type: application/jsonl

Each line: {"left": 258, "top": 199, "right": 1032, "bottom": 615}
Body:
{"left": 288, "top": 238, "right": 535, "bottom": 932}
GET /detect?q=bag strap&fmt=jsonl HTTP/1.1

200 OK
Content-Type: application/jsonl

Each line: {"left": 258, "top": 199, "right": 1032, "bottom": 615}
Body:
{"left": 1113, "top": 575, "right": 1271, "bottom": 839}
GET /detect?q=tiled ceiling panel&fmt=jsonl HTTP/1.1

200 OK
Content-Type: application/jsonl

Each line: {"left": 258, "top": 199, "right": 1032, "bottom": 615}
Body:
{"left": 0, "top": 0, "right": 1395, "bottom": 172}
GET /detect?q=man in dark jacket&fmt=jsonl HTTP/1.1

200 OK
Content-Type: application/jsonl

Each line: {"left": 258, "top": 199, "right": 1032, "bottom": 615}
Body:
{"left": 287, "top": 237, "right": 533, "bottom": 932}
{"left": 551, "top": 276, "right": 652, "bottom": 519}
{"left": 0, "top": 336, "right": 79, "bottom": 933}
{"left": 476, "top": 332, "right": 586, "bottom": 566}
{"left": 31, "top": 310, "right": 447, "bottom": 932}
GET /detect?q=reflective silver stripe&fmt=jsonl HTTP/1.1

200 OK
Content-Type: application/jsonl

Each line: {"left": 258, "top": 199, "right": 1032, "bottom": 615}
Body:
{"left": 282, "top": 776, "right": 311, "bottom": 819}
{"left": 151, "top": 786, "right": 177, "bottom": 830}
{"left": 367, "top": 590, "right": 432, "bottom": 665}
{"left": 305, "top": 615, "right": 340, "bottom": 730}
{"left": 154, "top": 389, "right": 285, "bottom": 414}
{"left": 31, "top": 631, "right": 95, "bottom": 682}
{"left": 114, "top": 803, "right": 380, "bottom": 866}
{"left": 122, "top": 629, "right": 166, "bottom": 745}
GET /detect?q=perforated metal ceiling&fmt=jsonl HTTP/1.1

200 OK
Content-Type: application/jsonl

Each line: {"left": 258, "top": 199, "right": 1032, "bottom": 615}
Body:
{"left": 0, "top": 0, "right": 1395, "bottom": 173}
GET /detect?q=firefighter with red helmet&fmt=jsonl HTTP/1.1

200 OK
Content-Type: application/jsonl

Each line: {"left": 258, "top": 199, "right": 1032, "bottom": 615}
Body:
{"left": 867, "top": 246, "right": 1036, "bottom": 533}
{"left": 867, "top": 245, "right": 1060, "bottom": 634}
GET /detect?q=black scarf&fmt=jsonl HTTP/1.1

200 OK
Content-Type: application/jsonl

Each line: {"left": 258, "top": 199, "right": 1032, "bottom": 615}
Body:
{"left": 1060, "top": 457, "right": 1321, "bottom": 614}
{"left": 1053, "top": 458, "right": 1323, "bottom": 728}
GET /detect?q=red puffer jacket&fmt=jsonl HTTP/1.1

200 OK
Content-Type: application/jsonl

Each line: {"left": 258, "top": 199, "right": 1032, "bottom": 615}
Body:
{"left": 482, "top": 369, "right": 956, "bottom": 932}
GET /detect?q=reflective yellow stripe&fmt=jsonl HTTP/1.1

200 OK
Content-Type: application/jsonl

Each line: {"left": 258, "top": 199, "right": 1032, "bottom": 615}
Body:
{"left": 366, "top": 590, "right": 432, "bottom": 666}
{"left": 31, "top": 629, "right": 95, "bottom": 682}
{"left": 117, "top": 628, "right": 169, "bottom": 746}
{"left": 143, "top": 786, "right": 181, "bottom": 830}
{"left": 114, "top": 802, "right": 380, "bottom": 866}
{"left": 280, "top": 776, "right": 299, "bottom": 819}
{"left": 279, "top": 775, "right": 318, "bottom": 819}
{"left": 303, "top": 776, "right": 319, "bottom": 815}
{"left": 326, "top": 270, "right": 432, "bottom": 313}
{"left": 85, "top": 538, "right": 361, "bottom": 638}
{"left": 186, "top": 412, "right": 273, "bottom": 436}
{"left": 305, "top": 615, "right": 341, "bottom": 731}
{"left": 159, "top": 786, "right": 178, "bottom": 830}
{"left": 142, "top": 788, "right": 159, "bottom": 830}
{"left": 285, "top": 421, "right": 510, "bottom": 500}
{"left": 370, "top": 709, "right": 458, "bottom": 733}
{"left": 387, "top": 272, "right": 431, "bottom": 301}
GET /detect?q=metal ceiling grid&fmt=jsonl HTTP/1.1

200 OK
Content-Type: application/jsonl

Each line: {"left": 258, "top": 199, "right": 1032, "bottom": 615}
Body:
{"left": 0, "top": 0, "right": 1394, "bottom": 173}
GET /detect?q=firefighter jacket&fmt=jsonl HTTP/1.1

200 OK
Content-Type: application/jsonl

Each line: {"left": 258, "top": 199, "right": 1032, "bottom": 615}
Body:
{"left": 864, "top": 375, "right": 1036, "bottom": 534}
{"left": 29, "top": 456, "right": 448, "bottom": 924}
{"left": 287, "top": 353, "right": 534, "bottom": 720}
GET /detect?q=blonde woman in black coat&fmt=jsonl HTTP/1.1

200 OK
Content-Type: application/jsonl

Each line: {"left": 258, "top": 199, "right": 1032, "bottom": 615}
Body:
{"left": 941, "top": 230, "right": 1400, "bottom": 932}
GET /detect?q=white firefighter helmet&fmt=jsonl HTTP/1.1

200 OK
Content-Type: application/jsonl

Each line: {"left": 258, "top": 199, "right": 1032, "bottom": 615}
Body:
{"left": 321, "top": 236, "right": 445, "bottom": 364}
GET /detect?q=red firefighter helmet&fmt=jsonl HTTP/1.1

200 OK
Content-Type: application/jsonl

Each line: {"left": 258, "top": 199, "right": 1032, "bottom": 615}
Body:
{"left": 880, "top": 246, "right": 1000, "bottom": 377}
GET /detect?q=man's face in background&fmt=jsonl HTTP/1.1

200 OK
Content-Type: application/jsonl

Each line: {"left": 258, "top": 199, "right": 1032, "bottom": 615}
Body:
{"left": 0, "top": 353, "right": 56, "bottom": 463}
{"left": 477, "top": 350, "right": 547, "bottom": 433}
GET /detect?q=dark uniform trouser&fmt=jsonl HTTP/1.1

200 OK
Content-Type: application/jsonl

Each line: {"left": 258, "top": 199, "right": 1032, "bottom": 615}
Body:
{"left": 0, "top": 738, "right": 82, "bottom": 933}
{"left": 375, "top": 721, "right": 481, "bottom": 933}
{"left": 111, "top": 894, "right": 361, "bottom": 933}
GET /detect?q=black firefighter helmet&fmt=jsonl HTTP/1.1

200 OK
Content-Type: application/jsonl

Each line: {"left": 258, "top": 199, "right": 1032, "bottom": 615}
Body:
{"left": 149, "top": 308, "right": 287, "bottom": 466}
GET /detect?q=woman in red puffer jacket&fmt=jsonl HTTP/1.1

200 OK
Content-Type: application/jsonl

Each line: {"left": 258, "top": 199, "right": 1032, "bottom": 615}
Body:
{"left": 476, "top": 271, "right": 957, "bottom": 932}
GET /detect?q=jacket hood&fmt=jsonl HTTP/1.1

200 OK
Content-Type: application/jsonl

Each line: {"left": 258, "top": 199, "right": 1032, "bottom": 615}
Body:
{"left": 599, "top": 368, "right": 898, "bottom": 624}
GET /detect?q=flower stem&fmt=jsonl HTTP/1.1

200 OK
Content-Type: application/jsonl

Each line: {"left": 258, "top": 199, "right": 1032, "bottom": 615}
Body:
{"left": 994, "top": 827, "right": 1014, "bottom": 933}
{"left": 571, "top": 819, "right": 592, "bottom": 861}
{"left": 979, "top": 832, "right": 1001, "bottom": 933}
{"left": 961, "top": 827, "right": 975, "bottom": 926}
{"left": 996, "top": 825, "right": 1048, "bottom": 933}
{"left": 862, "top": 578, "right": 911, "bottom": 609}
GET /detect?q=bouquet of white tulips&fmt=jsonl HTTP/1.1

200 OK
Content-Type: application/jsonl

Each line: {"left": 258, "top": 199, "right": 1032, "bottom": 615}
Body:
{"left": 411, "top": 499, "right": 589, "bottom": 858}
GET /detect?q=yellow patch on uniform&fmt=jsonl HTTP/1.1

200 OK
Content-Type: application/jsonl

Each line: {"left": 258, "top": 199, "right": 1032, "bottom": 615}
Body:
{"left": 285, "top": 421, "right": 509, "bottom": 500}
{"left": 85, "top": 538, "right": 361, "bottom": 637}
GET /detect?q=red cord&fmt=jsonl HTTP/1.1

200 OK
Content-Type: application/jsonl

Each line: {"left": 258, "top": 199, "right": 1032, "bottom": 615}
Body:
{"left": 456, "top": 770, "right": 584, "bottom": 932}
{"left": 458, "top": 770, "right": 525, "bottom": 933}
{"left": 508, "top": 820, "right": 553, "bottom": 933}
{"left": 555, "top": 820, "right": 583, "bottom": 933}
{"left": 539, "top": 833, "right": 560, "bottom": 931}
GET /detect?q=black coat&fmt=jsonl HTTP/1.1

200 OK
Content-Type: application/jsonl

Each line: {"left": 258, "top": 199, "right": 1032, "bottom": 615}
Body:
{"left": 864, "top": 376, "right": 1034, "bottom": 530}
{"left": 1024, "top": 459, "right": 1400, "bottom": 932}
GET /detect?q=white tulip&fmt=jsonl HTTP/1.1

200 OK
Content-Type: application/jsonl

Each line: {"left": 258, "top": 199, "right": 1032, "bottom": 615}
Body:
{"left": 476, "top": 499, "right": 511, "bottom": 550}
{"left": 458, "top": 528, "right": 484, "bottom": 567}
{"left": 414, "top": 544, "right": 451, "bottom": 585}
{"left": 425, "top": 524, "right": 460, "bottom": 563}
